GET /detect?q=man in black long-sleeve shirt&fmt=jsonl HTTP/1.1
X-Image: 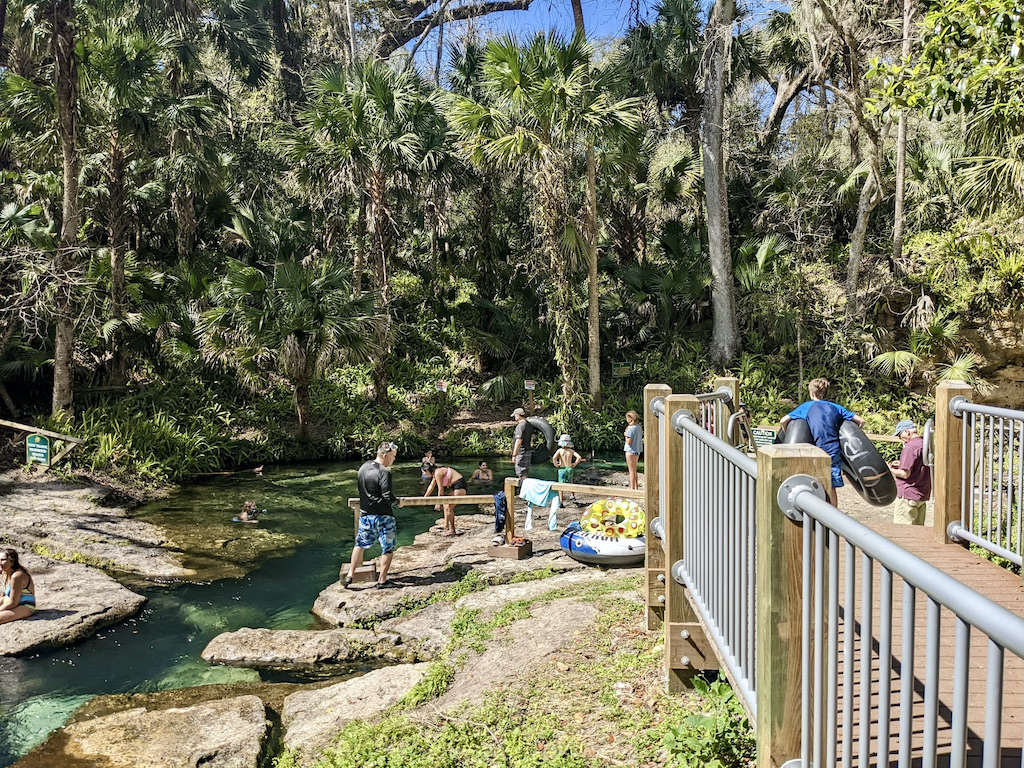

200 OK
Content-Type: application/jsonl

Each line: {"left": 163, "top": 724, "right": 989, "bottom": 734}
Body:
{"left": 344, "top": 442, "right": 399, "bottom": 589}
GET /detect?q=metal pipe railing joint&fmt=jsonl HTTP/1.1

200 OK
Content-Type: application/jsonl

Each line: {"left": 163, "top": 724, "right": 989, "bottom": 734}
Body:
{"left": 650, "top": 396, "right": 666, "bottom": 418}
{"left": 672, "top": 408, "right": 697, "bottom": 435}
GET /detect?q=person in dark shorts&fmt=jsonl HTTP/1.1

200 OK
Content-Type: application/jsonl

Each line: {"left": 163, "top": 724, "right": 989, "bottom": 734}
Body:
{"left": 510, "top": 407, "right": 534, "bottom": 479}
{"left": 889, "top": 420, "right": 931, "bottom": 525}
{"left": 344, "top": 442, "right": 400, "bottom": 589}
{"left": 423, "top": 464, "right": 467, "bottom": 536}
{"left": 779, "top": 378, "right": 865, "bottom": 508}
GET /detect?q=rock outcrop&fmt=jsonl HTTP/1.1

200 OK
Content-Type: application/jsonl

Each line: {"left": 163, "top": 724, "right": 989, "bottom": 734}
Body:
{"left": 282, "top": 663, "right": 430, "bottom": 761}
{"left": 0, "top": 555, "right": 146, "bottom": 656}
{"left": 202, "top": 626, "right": 420, "bottom": 670}
{"left": 59, "top": 694, "right": 270, "bottom": 768}
{"left": 0, "top": 471, "right": 187, "bottom": 579}
{"left": 312, "top": 512, "right": 588, "bottom": 627}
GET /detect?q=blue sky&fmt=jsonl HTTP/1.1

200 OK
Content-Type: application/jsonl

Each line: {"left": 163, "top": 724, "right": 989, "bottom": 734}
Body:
{"left": 408, "top": 0, "right": 650, "bottom": 73}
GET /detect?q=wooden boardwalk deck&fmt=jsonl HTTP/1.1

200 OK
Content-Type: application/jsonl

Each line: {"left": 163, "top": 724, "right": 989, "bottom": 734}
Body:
{"left": 838, "top": 522, "right": 1023, "bottom": 767}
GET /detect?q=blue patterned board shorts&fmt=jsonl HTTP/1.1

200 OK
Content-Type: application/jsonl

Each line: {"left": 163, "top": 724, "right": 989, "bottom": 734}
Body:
{"left": 355, "top": 513, "right": 397, "bottom": 554}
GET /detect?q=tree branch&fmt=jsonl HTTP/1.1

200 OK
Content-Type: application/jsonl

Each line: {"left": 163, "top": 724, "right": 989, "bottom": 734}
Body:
{"left": 377, "top": 0, "right": 533, "bottom": 55}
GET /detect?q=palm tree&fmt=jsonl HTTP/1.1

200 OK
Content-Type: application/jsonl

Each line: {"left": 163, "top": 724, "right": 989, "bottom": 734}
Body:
{"left": 198, "top": 209, "right": 379, "bottom": 438}
{"left": 291, "top": 60, "right": 449, "bottom": 403}
{"left": 448, "top": 32, "right": 641, "bottom": 412}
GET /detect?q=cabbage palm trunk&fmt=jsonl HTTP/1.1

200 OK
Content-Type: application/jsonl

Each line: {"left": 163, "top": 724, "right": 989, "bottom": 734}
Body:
{"left": 702, "top": 0, "right": 739, "bottom": 366}
{"left": 52, "top": 0, "right": 79, "bottom": 418}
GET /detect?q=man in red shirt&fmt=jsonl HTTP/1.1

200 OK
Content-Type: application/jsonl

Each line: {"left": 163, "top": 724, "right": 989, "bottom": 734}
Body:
{"left": 889, "top": 420, "right": 931, "bottom": 525}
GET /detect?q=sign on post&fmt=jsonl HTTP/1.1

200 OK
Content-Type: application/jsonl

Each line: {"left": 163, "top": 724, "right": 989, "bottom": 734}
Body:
{"left": 435, "top": 381, "right": 448, "bottom": 393}
{"left": 612, "top": 362, "right": 631, "bottom": 378}
{"left": 751, "top": 428, "right": 777, "bottom": 448}
{"left": 27, "top": 434, "right": 51, "bottom": 466}
{"left": 524, "top": 380, "right": 536, "bottom": 391}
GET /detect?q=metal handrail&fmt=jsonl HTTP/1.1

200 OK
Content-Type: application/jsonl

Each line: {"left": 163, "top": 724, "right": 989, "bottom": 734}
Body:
{"left": 949, "top": 396, "right": 1023, "bottom": 566}
{"left": 673, "top": 409, "right": 757, "bottom": 477}
{"left": 670, "top": 407, "right": 759, "bottom": 714}
{"left": 695, "top": 385, "right": 734, "bottom": 404}
{"left": 950, "top": 398, "right": 1024, "bottom": 421}
{"left": 789, "top": 486, "right": 1024, "bottom": 656}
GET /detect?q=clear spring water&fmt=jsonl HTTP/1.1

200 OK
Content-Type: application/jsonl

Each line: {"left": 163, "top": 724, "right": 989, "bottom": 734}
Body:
{"left": 0, "top": 454, "right": 594, "bottom": 766}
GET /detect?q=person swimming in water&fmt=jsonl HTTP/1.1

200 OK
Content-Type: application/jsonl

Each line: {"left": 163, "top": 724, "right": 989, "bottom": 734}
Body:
{"left": 471, "top": 461, "right": 493, "bottom": 482}
{"left": 0, "top": 548, "right": 36, "bottom": 625}
{"left": 235, "top": 500, "right": 260, "bottom": 523}
{"left": 420, "top": 450, "right": 435, "bottom": 482}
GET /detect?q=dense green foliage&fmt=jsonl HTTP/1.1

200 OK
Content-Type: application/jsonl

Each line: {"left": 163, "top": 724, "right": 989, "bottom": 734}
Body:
{"left": 1, "top": 0, "right": 1021, "bottom": 481}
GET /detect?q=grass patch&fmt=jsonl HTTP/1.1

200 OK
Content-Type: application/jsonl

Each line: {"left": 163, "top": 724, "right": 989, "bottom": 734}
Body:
{"left": 304, "top": 593, "right": 745, "bottom": 768}
{"left": 29, "top": 543, "right": 117, "bottom": 571}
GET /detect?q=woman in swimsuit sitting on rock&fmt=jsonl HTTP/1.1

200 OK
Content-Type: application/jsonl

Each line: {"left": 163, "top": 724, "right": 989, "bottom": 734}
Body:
{"left": 423, "top": 464, "right": 466, "bottom": 536}
{"left": 0, "top": 548, "right": 36, "bottom": 625}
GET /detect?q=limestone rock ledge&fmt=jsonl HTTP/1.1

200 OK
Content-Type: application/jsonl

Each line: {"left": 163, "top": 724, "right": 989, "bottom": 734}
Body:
{"left": 202, "top": 626, "right": 421, "bottom": 670}
{"left": 0, "top": 555, "right": 146, "bottom": 656}
{"left": 282, "top": 663, "right": 430, "bottom": 761}
{"left": 61, "top": 694, "right": 270, "bottom": 768}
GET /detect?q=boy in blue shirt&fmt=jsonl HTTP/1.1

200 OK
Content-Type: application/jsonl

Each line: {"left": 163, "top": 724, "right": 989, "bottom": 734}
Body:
{"left": 779, "top": 378, "right": 865, "bottom": 508}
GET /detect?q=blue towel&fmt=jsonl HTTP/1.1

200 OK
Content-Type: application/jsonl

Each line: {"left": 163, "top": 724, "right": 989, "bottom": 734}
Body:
{"left": 519, "top": 479, "right": 560, "bottom": 531}
{"left": 519, "top": 479, "right": 558, "bottom": 506}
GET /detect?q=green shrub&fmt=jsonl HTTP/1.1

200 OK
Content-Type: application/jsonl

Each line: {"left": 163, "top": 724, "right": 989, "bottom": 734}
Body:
{"left": 663, "top": 676, "right": 756, "bottom": 768}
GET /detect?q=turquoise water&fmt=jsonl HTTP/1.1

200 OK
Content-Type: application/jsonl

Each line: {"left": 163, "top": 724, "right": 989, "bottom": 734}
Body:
{"left": 0, "top": 455, "right": 577, "bottom": 767}
{"left": 0, "top": 451, "right": 635, "bottom": 766}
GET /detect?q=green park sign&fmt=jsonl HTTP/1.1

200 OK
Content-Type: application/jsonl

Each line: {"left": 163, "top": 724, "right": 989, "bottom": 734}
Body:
{"left": 27, "top": 434, "right": 51, "bottom": 466}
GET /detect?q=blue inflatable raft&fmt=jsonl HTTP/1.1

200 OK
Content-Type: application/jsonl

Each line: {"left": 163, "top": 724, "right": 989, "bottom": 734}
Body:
{"left": 559, "top": 522, "right": 646, "bottom": 566}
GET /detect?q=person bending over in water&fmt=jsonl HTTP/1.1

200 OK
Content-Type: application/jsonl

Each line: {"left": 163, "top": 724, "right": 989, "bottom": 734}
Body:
{"left": 471, "top": 461, "right": 493, "bottom": 482}
{"left": 235, "top": 500, "right": 259, "bottom": 523}
{"left": 424, "top": 464, "right": 466, "bottom": 536}
{"left": 0, "top": 549, "right": 36, "bottom": 625}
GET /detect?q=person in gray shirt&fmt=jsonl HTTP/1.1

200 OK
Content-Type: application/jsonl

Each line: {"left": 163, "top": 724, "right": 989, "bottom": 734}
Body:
{"left": 623, "top": 410, "right": 643, "bottom": 490}
{"left": 510, "top": 407, "right": 534, "bottom": 478}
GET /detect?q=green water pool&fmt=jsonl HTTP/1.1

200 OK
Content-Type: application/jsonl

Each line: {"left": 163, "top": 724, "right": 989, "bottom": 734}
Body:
{"left": 0, "top": 454, "right": 589, "bottom": 766}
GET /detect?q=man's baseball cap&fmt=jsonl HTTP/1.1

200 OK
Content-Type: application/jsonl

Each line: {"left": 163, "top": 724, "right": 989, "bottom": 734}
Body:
{"left": 893, "top": 420, "right": 916, "bottom": 436}
{"left": 510, "top": 407, "right": 526, "bottom": 418}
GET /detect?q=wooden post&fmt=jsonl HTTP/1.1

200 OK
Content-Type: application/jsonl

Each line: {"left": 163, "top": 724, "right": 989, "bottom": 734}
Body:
{"left": 644, "top": 383, "right": 671, "bottom": 630}
{"left": 755, "top": 444, "right": 831, "bottom": 768}
{"left": 714, "top": 376, "right": 740, "bottom": 445}
{"left": 662, "top": 393, "right": 716, "bottom": 691}
{"left": 504, "top": 476, "right": 517, "bottom": 544}
{"left": 934, "top": 380, "right": 972, "bottom": 544}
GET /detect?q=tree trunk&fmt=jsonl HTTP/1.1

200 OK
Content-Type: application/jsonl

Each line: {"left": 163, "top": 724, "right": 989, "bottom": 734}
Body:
{"left": 585, "top": 146, "right": 601, "bottom": 407}
{"left": 294, "top": 379, "right": 311, "bottom": 440}
{"left": 108, "top": 140, "right": 128, "bottom": 386}
{"left": 367, "top": 174, "right": 391, "bottom": 404}
{"left": 271, "top": 0, "right": 303, "bottom": 109}
{"left": 52, "top": 0, "right": 79, "bottom": 419}
{"left": 845, "top": 170, "right": 879, "bottom": 305}
{"left": 757, "top": 68, "right": 811, "bottom": 153}
{"left": 892, "top": 0, "right": 916, "bottom": 268}
{"left": 570, "top": 0, "right": 602, "bottom": 408}
{"left": 702, "top": 0, "right": 739, "bottom": 366}
{"left": 0, "top": 380, "right": 18, "bottom": 418}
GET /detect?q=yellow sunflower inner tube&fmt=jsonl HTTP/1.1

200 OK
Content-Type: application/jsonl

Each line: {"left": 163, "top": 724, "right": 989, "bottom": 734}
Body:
{"left": 579, "top": 498, "right": 645, "bottom": 539}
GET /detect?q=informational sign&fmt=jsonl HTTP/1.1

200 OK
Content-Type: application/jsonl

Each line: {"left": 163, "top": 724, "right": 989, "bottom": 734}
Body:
{"left": 435, "top": 380, "right": 448, "bottom": 393}
{"left": 612, "top": 362, "right": 631, "bottom": 378}
{"left": 26, "top": 434, "right": 51, "bottom": 466}
{"left": 524, "top": 380, "right": 536, "bottom": 391}
{"left": 751, "top": 428, "right": 777, "bottom": 448}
